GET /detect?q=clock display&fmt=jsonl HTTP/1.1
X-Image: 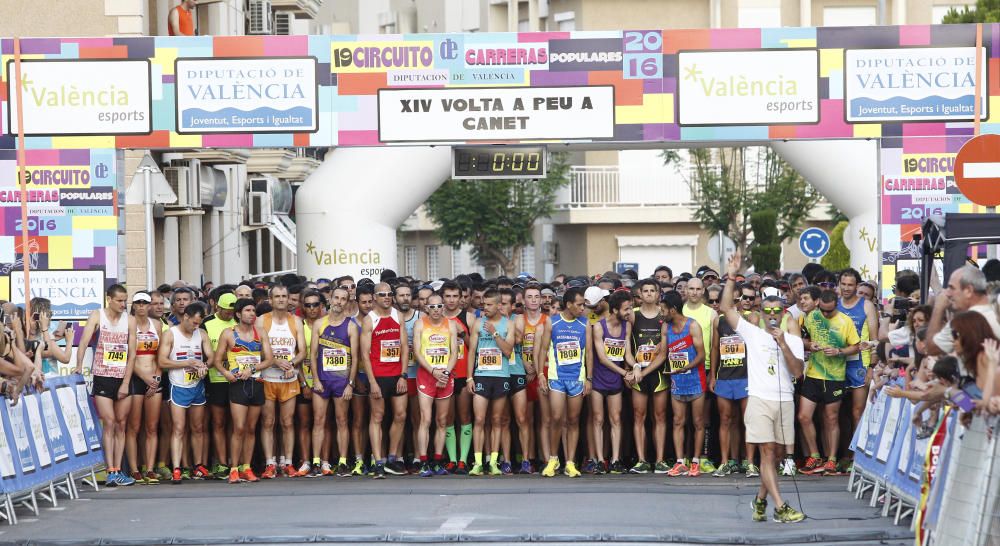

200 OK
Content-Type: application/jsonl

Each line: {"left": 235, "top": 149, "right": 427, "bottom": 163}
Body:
{"left": 452, "top": 146, "right": 547, "bottom": 179}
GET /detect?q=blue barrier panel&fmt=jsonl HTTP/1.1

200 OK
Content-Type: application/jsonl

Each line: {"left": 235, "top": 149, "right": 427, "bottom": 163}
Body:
{"left": 922, "top": 410, "right": 958, "bottom": 534}
{"left": 853, "top": 386, "right": 905, "bottom": 478}
{"left": 884, "top": 400, "right": 919, "bottom": 501}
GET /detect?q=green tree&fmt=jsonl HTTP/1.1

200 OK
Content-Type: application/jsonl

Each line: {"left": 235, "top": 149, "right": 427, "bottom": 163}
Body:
{"left": 750, "top": 210, "right": 781, "bottom": 273}
{"left": 821, "top": 220, "right": 851, "bottom": 271}
{"left": 941, "top": 0, "right": 1000, "bottom": 22}
{"left": 664, "top": 147, "right": 820, "bottom": 269}
{"left": 424, "top": 152, "right": 570, "bottom": 275}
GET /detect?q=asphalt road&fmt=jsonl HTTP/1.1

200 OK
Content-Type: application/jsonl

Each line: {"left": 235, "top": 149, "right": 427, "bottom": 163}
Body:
{"left": 0, "top": 474, "right": 914, "bottom": 545}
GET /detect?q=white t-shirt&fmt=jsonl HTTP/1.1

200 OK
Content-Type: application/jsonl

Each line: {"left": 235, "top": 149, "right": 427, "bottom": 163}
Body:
{"left": 736, "top": 318, "right": 803, "bottom": 402}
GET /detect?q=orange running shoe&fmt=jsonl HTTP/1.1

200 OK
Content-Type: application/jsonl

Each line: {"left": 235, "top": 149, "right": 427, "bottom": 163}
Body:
{"left": 666, "top": 461, "right": 689, "bottom": 477}
{"left": 820, "top": 459, "right": 838, "bottom": 475}
{"left": 261, "top": 464, "right": 277, "bottom": 479}
{"left": 688, "top": 461, "right": 701, "bottom": 477}
{"left": 283, "top": 464, "right": 297, "bottom": 478}
{"left": 171, "top": 468, "right": 182, "bottom": 485}
{"left": 228, "top": 468, "right": 240, "bottom": 484}
{"left": 241, "top": 468, "right": 260, "bottom": 482}
{"left": 800, "top": 457, "right": 824, "bottom": 475}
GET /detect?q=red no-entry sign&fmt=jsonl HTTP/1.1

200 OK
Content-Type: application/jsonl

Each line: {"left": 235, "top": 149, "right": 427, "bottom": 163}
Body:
{"left": 955, "top": 134, "right": 1000, "bottom": 207}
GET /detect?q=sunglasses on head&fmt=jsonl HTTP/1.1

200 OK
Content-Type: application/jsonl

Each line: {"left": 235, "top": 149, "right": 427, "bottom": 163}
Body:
{"left": 426, "top": 303, "right": 444, "bottom": 310}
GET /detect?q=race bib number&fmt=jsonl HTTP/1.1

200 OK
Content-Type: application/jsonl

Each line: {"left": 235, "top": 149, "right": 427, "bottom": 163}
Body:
{"left": 136, "top": 332, "right": 157, "bottom": 353}
{"left": 184, "top": 368, "right": 200, "bottom": 383}
{"left": 476, "top": 347, "right": 502, "bottom": 371}
{"left": 668, "top": 352, "right": 689, "bottom": 372}
{"left": 523, "top": 334, "right": 535, "bottom": 365}
{"left": 272, "top": 347, "right": 292, "bottom": 362}
{"left": 604, "top": 338, "right": 626, "bottom": 362}
{"left": 380, "top": 339, "right": 401, "bottom": 363}
{"left": 322, "top": 347, "right": 349, "bottom": 371}
{"left": 556, "top": 341, "right": 581, "bottom": 366}
{"left": 103, "top": 343, "right": 127, "bottom": 367}
{"left": 720, "top": 336, "right": 746, "bottom": 361}
{"left": 636, "top": 343, "right": 656, "bottom": 366}
{"left": 232, "top": 354, "right": 261, "bottom": 377}
{"left": 426, "top": 347, "right": 449, "bottom": 368}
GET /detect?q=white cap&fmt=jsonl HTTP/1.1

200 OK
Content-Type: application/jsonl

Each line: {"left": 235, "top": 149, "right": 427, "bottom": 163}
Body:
{"left": 131, "top": 292, "right": 152, "bottom": 303}
{"left": 429, "top": 280, "right": 445, "bottom": 292}
{"left": 761, "top": 286, "right": 781, "bottom": 299}
{"left": 584, "top": 286, "right": 609, "bottom": 307}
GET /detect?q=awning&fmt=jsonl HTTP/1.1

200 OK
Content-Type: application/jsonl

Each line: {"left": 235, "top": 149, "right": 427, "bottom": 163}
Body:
{"left": 615, "top": 235, "right": 698, "bottom": 248}
{"left": 268, "top": 215, "right": 297, "bottom": 255}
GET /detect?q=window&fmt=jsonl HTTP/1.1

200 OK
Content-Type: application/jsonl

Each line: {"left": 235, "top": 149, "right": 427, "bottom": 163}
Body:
{"left": 738, "top": 0, "right": 781, "bottom": 28}
{"left": 426, "top": 246, "right": 440, "bottom": 280}
{"left": 404, "top": 246, "right": 417, "bottom": 277}
{"left": 553, "top": 11, "right": 575, "bottom": 31}
{"left": 520, "top": 245, "right": 536, "bottom": 278}
{"left": 822, "top": 6, "right": 877, "bottom": 27}
{"left": 452, "top": 246, "right": 463, "bottom": 278}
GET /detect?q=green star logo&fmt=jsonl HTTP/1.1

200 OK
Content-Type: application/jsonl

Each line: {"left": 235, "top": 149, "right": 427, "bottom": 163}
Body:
{"left": 19, "top": 73, "right": 32, "bottom": 92}
{"left": 683, "top": 64, "right": 702, "bottom": 82}
{"left": 305, "top": 241, "right": 315, "bottom": 254}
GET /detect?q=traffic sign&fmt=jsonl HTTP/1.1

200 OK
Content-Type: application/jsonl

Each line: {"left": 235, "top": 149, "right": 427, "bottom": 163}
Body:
{"left": 955, "top": 134, "right": 1000, "bottom": 207}
{"left": 799, "top": 227, "right": 830, "bottom": 259}
{"left": 615, "top": 262, "right": 639, "bottom": 275}
{"left": 707, "top": 233, "right": 736, "bottom": 266}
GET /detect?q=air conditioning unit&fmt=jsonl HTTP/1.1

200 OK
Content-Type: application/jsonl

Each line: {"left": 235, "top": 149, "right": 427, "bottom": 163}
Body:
{"left": 274, "top": 11, "right": 292, "bottom": 35}
{"left": 246, "top": 175, "right": 293, "bottom": 227}
{"left": 163, "top": 158, "right": 201, "bottom": 208}
{"left": 248, "top": 0, "right": 273, "bottom": 35}
{"left": 544, "top": 242, "right": 559, "bottom": 264}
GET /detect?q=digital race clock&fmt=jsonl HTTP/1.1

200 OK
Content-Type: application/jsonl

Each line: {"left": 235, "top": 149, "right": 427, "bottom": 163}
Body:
{"left": 452, "top": 146, "right": 547, "bottom": 180}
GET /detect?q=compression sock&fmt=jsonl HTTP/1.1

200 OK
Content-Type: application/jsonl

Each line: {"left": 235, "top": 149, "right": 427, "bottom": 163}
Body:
{"left": 460, "top": 424, "right": 473, "bottom": 463}
{"left": 445, "top": 426, "right": 457, "bottom": 463}
{"left": 474, "top": 452, "right": 483, "bottom": 466}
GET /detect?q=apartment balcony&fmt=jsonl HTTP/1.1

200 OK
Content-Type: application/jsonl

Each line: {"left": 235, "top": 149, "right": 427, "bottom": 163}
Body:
{"left": 271, "top": 0, "right": 321, "bottom": 19}
{"left": 551, "top": 166, "right": 698, "bottom": 225}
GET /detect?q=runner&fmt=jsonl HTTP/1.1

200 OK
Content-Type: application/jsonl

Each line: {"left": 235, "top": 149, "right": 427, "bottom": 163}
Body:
{"left": 396, "top": 283, "right": 423, "bottom": 473}
{"left": 256, "top": 285, "right": 306, "bottom": 479}
{"left": 513, "top": 283, "right": 546, "bottom": 474}
{"left": 442, "top": 281, "right": 473, "bottom": 474}
{"left": 711, "top": 283, "right": 755, "bottom": 477}
{"left": 294, "top": 289, "right": 325, "bottom": 476}
{"left": 201, "top": 290, "right": 237, "bottom": 479}
{"left": 350, "top": 285, "right": 375, "bottom": 476}
{"left": 360, "top": 282, "right": 409, "bottom": 478}
{"left": 592, "top": 290, "right": 633, "bottom": 474}
{"left": 581, "top": 286, "right": 609, "bottom": 474}
{"left": 539, "top": 286, "right": 592, "bottom": 478}
{"left": 836, "top": 268, "right": 878, "bottom": 473}
{"left": 124, "top": 292, "right": 164, "bottom": 484}
{"left": 662, "top": 290, "right": 707, "bottom": 477}
{"left": 158, "top": 303, "right": 213, "bottom": 484}
{"left": 76, "top": 284, "right": 136, "bottom": 486}
{"left": 683, "top": 277, "right": 718, "bottom": 475}
{"left": 306, "top": 286, "right": 358, "bottom": 477}
{"left": 497, "top": 288, "right": 520, "bottom": 474}
{"left": 412, "top": 293, "right": 457, "bottom": 476}
{"left": 213, "top": 298, "right": 274, "bottom": 484}
{"left": 628, "top": 279, "right": 668, "bottom": 474}
{"left": 467, "top": 288, "right": 514, "bottom": 476}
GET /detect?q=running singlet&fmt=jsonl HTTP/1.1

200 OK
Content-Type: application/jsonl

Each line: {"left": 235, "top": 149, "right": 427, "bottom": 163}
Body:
{"left": 135, "top": 318, "right": 160, "bottom": 356}
{"left": 169, "top": 326, "right": 205, "bottom": 388}
{"left": 837, "top": 298, "right": 868, "bottom": 364}
{"left": 521, "top": 314, "right": 547, "bottom": 373}
{"left": 450, "top": 313, "right": 470, "bottom": 379}
{"left": 595, "top": 318, "right": 626, "bottom": 391}
{"left": 683, "top": 303, "right": 714, "bottom": 369}
{"left": 263, "top": 314, "right": 297, "bottom": 383}
{"left": 547, "top": 314, "right": 588, "bottom": 382}
{"left": 474, "top": 317, "right": 510, "bottom": 378}
{"left": 303, "top": 322, "right": 314, "bottom": 388}
{"left": 226, "top": 327, "right": 262, "bottom": 379}
{"left": 716, "top": 319, "right": 748, "bottom": 381}
{"left": 509, "top": 316, "right": 526, "bottom": 376}
{"left": 666, "top": 318, "right": 703, "bottom": 394}
{"left": 802, "top": 310, "right": 860, "bottom": 381}
{"left": 369, "top": 309, "right": 403, "bottom": 378}
{"left": 92, "top": 310, "right": 129, "bottom": 379}
{"left": 315, "top": 316, "right": 351, "bottom": 381}
{"left": 631, "top": 309, "right": 662, "bottom": 368}
{"left": 204, "top": 315, "right": 237, "bottom": 383}
{"left": 404, "top": 310, "right": 421, "bottom": 379}
{"left": 420, "top": 318, "right": 451, "bottom": 369}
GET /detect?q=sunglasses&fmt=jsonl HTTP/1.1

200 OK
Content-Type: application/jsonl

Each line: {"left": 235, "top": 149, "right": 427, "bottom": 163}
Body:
{"left": 817, "top": 282, "right": 836, "bottom": 288}
{"left": 340, "top": 284, "right": 356, "bottom": 290}
{"left": 426, "top": 303, "right": 444, "bottom": 310}
{"left": 740, "top": 294, "right": 756, "bottom": 301}
{"left": 707, "top": 298, "right": 720, "bottom": 304}
{"left": 303, "top": 302, "right": 322, "bottom": 309}
{"left": 375, "top": 291, "right": 392, "bottom": 298}
{"left": 762, "top": 306, "right": 783, "bottom": 314}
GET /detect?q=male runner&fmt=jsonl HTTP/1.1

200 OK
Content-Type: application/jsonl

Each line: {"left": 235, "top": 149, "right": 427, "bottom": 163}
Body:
{"left": 682, "top": 277, "right": 717, "bottom": 474}
{"left": 836, "top": 268, "right": 878, "bottom": 473}
{"left": 442, "top": 281, "right": 473, "bottom": 473}
{"left": 295, "top": 289, "right": 325, "bottom": 476}
{"left": 395, "top": 283, "right": 423, "bottom": 472}
{"left": 512, "top": 284, "right": 545, "bottom": 474}
{"left": 361, "top": 282, "right": 409, "bottom": 477}
{"left": 213, "top": 298, "right": 274, "bottom": 483}
{"left": 412, "top": 293, "right": 458, "bottom": 476}
{"left": 467, "top": 289, "right": 514, "bottom": 476}
{"left": 592, "top": 290, "right": 633, "bottom": 474}
{"left": 712, "top": 282, "right": 756, "bottom": 477}
{"left": 202, "top": 292, "right": 237, "bottom": 479}
{"left": 662, "top": 291, "right": 707, "bottom": 477}
{"left": 628, "top": 279, "right": 668, "bottom": 473}
{"left": 256, "top": 285, "right": 306, "bottom": 478}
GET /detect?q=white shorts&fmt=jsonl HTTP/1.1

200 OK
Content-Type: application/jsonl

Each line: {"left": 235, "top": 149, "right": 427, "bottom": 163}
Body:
{"left": 744, "top": 395, "right": 794, "bottom": 445}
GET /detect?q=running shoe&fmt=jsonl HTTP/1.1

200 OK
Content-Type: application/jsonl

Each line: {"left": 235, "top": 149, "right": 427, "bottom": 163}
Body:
{"left": 419, "top": 463, "right": 434, "bottom": 477}
{"left": 541, "top": 459, "right": 559, "bottom": 477}
{"left": 740, "top": 459, "right": 752, "bottom": 474}
{"left": 385, "top": 461, "right": 407, "bottom": 476}
{"left": 499, "top": 461, "right": 512, "bottom": 475}
{"left": 308, "top": 465, "right": 322, "bottom": 478}
{"left": 468, "top": 463, "right": 484, "bottom": 476}
{"left": 351, "top": 458, "right": 365, "bottom": 476}
{"left": 261, "top": 464, "right": 277, "bottom": 479}
{"left": 367, "top": 458, "right": 377, "bottom": 476}
{"left": 228, "top": 468, "right": 240, "bottom": 484}
{"left": 407, "top": 459, "right": 421, "bottom": 475}
{"left": 564, "top": 461, "right": 581, "bottom": 478}
{"left": 116, "top": 472, "right": 136, "bottom": 486}
{"left": 594, "top": 461, "right": 607, "bottom": 475}
{"left": 321, "top": 462, "right": 333, "bottom": 476}
{"left": 104, "top": 471, "right": 119, "bottom": 488}
{"left": 653, "top": 461, "right": 672, "bottom": 474}
{"left": 773, "top": 503, "right": 806, "bottom": 523}
{"left": 454, "top": 461, "right": 469, "bottom": 475}
{"left": 336, "top": 463, "right": 351, "bottom": 477}
{"left": 713, "top": 460, "right": 738, "bottom": 477}
{"left": 699, "top": 459, "right": 718, "bottom": 474}
{"left": 172, "top": 468, "right": 182, "bottom": 485}
{"left": 581, "top": 459, "right": 598, "bottom": 474}
{"left": 296, "top": 462, "right": 312, "bottom": 477}
{"left": 373, "top": 463, "right": 386, "bottom": 479}
{"left": 211, "top": 463, "right": 229, "bottom": 480}
{"left": 155, "top": 464, "right": 172, "bottom": 481}
{"left": 820, "top": 459, "right": 838, "bottom": 475}
{"left": 519, "top": 460, "right": 532, "bottom": 475}
{"left": 180, "top": 468, "right": 191, "bottom": 481}
{"left": 629, "top": 461, "right": 652, "bottom": 474}
{"left": 284, "top": 464, "right": 298, "bottom": 478}
{"left": 193, "top": 465, "right": 211, "bottom": 480}
{"left": 131, "top": 470, "right": 144, "bottom": 483}
{"left": 144, "top": 471, "right": 160, "bottom": 485}
{"left": 241, "top": 468, "right": 259, "bottom": 483}
{"left": 444, "top": 462, "right": 457, "bottom": 474}
{"left": 779, "top": 458, "right": 797, "bottom": 477}
{"left": 489, "top": 462, "right": 502, "bottom": 476}
{"left": 609, "top": 460, "right": 626, "bottom": 474}
{"left": 745, "top": 463, "right": 761, "bottom": 478}
{"left": 666, "top": 461, "right": 689, "bottom": 477}
{"left": 799, "top": 457, "right": 823, "bottom": 475}
{"left": 836, "top": 458, "right": 853, "bottom": 475}
{"left": 434, "top": 463, "right": 449, "bottom": 476}
{"left": 688, "top": 461, "right": 701, "bottom": 477}
{"left": 752, "top": 496, "right": 768, "bottom": 522}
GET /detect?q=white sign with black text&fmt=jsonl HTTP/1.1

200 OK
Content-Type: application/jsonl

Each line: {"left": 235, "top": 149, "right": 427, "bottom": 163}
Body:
{"left": 377, "top": 85, "right": 615, "bottom": 142}
{"left": 9, "top": 270, "right": 105, "bottom": 320}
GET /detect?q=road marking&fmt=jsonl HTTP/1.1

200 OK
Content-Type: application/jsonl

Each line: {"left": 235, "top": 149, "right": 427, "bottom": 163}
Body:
{"left": 46, "top": 507, "right": 66, "bottom": 511}
{"left": 964, "top": 162, "right": 1000, "bottom": 178}
{"left": 438, "top": 515, "right": 475, "bottom": 533}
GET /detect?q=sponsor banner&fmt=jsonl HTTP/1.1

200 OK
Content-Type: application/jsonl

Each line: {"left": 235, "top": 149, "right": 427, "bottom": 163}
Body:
{"left": 882, "top": 194, "right": 958, "bottom": 224}
{"left": 453, "top": 67, "right": 526, "bottom": 85}
{"left": 59, "top": 188, "right": 115, "bottom": 207}
{"left": 882, "top": 176, "right": 949, "bottom": 193}
{"left": 5, "top": 59, "right": 152, "bottom": 136}
{"left": 678, "top": 49, "right": 819, "bottom": 126}
{"left": 9, "top": 270, "right": 105, "bottom": 320}
{"left": 548, "top": 38, "right": 623, "bottom": 71}
{"left": 378, "top": 85, "right": 615, "bottom": 142}
{"left": 902, "top": 153, "right": 956, "bottom": 176}
{"left": 175, "top": 57, "right": 318, "bottom": 134}
{"left": 387, "top": 69, "right": 450, "bottom": 86}
{"left": 331, "top": 41, "right": 435, "bottom": 73}
{"left": 845, "top": 47, "right": 988, "bottom": 122}
{"left": 464, "top": 43, "right": 548, "bottom": 69}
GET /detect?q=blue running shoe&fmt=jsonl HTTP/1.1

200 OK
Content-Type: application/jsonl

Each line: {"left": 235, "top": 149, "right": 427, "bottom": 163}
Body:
{"left": 105, "top": 471, "right": 119, "bottom": 488}
{"left": 419, "top": 463, "right": 433, "bottom": 477}
{"left": 434, "top": 463, "right": 449, "bottom": 476}
{"left": 500, "top": 461, "right": 513, "bottom": 475}
{"left": 520, "top": 460, "right": 532, "bottom": 474}
{"left": 116, "top": 471, "right": 136, "bottom": 486}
